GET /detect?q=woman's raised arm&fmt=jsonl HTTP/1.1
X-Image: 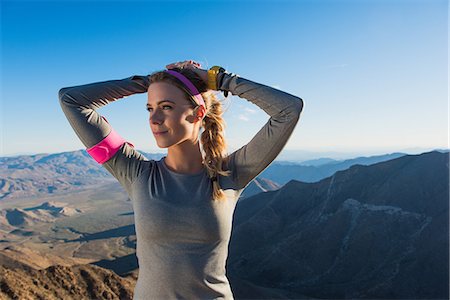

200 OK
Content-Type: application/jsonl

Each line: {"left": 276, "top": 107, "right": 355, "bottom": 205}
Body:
{"left": 217, "top": 71, "right": 304, "bottom": 190}
{"left": 58, "top": 75, "right": 151, "bottom": 195}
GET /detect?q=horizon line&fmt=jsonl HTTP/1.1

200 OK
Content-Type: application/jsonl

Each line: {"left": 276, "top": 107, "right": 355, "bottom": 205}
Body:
{"left": 1, "top": 147, "right": 448, "bottom": 160}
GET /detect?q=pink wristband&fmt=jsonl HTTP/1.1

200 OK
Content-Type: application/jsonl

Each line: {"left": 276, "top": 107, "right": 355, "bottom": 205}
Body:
{"left": 86, "top": 116, "right": 134, "bottom": 164}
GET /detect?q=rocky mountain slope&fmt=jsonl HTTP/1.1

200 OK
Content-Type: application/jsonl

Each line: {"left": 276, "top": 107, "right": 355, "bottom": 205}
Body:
{"left": 228, "top": 151, "right": 449, "bottom": 299}
{"left": 0, "top": 253, "right": 136, "bottom": 300}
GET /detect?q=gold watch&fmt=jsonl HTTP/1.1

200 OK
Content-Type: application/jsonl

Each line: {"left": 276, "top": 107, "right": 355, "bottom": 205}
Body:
{"left": 207, "top": 66, "right": 226, "bottom": 91}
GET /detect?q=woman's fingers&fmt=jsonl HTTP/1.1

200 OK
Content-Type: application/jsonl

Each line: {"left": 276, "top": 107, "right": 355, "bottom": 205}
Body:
{"left": 166, "top": 60, "right": 202, "bottom": 70}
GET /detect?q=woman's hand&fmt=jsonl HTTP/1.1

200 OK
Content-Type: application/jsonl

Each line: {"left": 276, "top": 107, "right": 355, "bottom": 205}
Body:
{"left": 166, "top": 60, "right": 209, "bottom": 89}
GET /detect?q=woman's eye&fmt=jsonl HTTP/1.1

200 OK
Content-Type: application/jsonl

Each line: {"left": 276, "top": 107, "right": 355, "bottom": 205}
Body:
{"left": 146, "top": 106, "right": 172, "bottom": 112}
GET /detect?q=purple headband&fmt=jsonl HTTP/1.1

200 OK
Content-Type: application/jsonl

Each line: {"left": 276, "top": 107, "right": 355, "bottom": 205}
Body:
{"left": 165, "top": 69, "right": 205, "bottom": 108}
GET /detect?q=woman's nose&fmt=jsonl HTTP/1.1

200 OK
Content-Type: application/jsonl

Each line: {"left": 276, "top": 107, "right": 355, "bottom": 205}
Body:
{"left": 150, "top": 111, "right": 164, "bottom": 124}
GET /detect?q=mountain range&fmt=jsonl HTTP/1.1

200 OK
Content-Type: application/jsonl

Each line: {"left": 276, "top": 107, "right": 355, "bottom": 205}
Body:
{"left": 0, "top": 150, "right": 448, "bottom": 299}
{"left": 4, "top": 149, "right": 445, "bottom": 201}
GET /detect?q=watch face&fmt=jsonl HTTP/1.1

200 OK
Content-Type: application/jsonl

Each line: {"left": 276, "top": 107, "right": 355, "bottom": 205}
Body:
{"left": 212, "top": 66, "right": 225, "bottom": 73}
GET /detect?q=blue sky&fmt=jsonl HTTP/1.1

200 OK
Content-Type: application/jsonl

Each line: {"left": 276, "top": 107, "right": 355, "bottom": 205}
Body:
{"left": 1, "top": 0, "right": 448, "bottom": 160}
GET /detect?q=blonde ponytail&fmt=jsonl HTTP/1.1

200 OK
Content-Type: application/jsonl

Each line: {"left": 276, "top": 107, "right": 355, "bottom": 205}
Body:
{"left": 200, "top": 91, "right": 231, "bottom": 201}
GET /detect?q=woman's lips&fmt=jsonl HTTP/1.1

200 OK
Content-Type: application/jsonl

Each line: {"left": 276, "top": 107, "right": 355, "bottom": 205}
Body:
{"left": 153, "top": 131, "right": 168, "bottom": 136}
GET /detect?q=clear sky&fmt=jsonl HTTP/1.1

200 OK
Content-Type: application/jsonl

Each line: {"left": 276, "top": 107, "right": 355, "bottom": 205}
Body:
{"left": 1, "top": 0, "right": 448, "bottom": 159}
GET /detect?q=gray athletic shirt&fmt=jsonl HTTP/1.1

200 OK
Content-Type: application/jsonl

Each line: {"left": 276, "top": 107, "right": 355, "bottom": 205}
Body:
{"left": 58, "top": 71, "right": 304, "bottom": 299}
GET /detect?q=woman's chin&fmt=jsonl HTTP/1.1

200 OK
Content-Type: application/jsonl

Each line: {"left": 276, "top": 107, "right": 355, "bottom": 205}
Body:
{"left": 155, "top": 142, "right": 171, "bottom": 149}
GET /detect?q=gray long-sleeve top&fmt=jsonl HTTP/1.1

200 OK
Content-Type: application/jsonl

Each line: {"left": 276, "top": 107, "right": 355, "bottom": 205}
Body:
{"left": 59, "top": 70, "right": 304, "bottom": 299}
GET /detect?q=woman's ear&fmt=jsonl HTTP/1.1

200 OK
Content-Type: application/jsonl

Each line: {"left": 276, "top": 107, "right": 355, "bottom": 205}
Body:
{"left": 194, "top": 105, "right": 206, "bottom": 120}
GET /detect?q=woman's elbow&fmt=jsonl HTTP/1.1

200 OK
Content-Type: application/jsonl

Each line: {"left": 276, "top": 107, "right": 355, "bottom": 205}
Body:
{"left": 283, "top": 97, "right": 304, "bottom": 123}
{"left": 289, "top": 96, "right": 303, "bottom": 116}
{"left": 296, "top": 97, "right": 304, "bottom": 114}
{"left": 58, "top": 88, "right": 77, "bottom": 109}
{"left": 58, "top": 87, "right": 74, "bottom": 102}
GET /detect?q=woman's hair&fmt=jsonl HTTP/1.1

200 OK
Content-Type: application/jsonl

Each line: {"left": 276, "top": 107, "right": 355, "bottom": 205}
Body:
{"left": 148, "top": 67, "right": 231, "bottom": 201}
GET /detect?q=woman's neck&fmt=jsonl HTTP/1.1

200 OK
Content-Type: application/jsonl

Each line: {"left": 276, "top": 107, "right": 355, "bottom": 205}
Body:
{"left": 165, "top": 143, "right": 204, "bottom": 174}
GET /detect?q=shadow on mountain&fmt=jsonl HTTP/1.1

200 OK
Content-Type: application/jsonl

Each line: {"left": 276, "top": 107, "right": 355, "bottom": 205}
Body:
{"left": 92, "top": 253, "right": 138, "bottom": 277}
{"left": 118, "top": 211, "right": 134, "bottom": 216}
{"left": 69, "top": 224, "right": 135, "bottom": 242}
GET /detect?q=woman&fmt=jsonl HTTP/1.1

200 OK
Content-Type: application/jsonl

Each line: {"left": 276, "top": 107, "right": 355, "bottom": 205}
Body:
{"left": 58, "top": 60, "right": 304, "bottom": 299}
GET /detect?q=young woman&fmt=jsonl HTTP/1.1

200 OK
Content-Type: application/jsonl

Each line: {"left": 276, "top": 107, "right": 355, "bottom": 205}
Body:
{"left": 58, "top": 60, "right": 304, "bottom": 299}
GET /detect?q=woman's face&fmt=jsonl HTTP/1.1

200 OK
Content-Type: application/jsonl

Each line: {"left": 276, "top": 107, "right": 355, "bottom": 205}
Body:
{"left": 147, "top": 81, "right": 202, "bottom": 148}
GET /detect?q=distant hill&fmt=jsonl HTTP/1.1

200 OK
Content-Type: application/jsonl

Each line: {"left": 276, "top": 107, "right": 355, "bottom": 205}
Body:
{"left": 296, "top": 157, "right": 338, "bottom": 166}
{"left": 0, "top": 201, "right": 82, "bottom": 229}
{"left": 297, "top": 152, "right": 409, "bottom": 166}
{"left": 260, "top": 152, "right": 409, "bottom": 184}
{"left": 24, "top": 201, "right": 82, "bottom": 217}
{"left": 228, "top": 150, "right": 449, "bottom": 299}
{"left": 0, "top": 150, "right": 107, "bottom": 200}
{"left": 0, "top": 150, "right": 164, "bottom": 200}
